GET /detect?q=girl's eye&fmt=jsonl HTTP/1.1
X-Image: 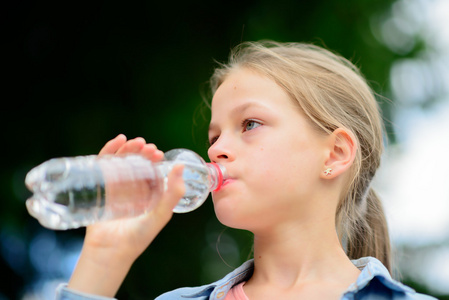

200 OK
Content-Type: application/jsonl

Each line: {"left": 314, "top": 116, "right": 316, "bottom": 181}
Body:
{"left": 242, "top": 119, "right": 262, "bottom": 132}
{"left": 209, "top": 136, "right": 219, "bottom": 146}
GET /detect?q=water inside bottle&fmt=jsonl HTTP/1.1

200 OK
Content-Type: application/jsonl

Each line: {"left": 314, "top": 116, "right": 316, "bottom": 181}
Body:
{"left": 26, "top": 155, "right": 163, "bottom": 229}
{"left": 25, "top": 150, "right": 220, "bottom": 230}
{"left": 171, "top": 161, "right": 210, "bottom": 213}
{"left": 25, "top": 156, "right": 108, "bottom": 229}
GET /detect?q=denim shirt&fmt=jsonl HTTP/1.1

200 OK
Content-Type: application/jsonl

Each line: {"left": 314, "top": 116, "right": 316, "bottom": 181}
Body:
{"left": 56, "top": 257, "right": 436, "bottom": 300}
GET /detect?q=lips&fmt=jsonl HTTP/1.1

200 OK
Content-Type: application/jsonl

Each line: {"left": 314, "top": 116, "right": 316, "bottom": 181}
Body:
{"left": 214, "top": 178, "right": 235, "bottom": 192}
{"left": 222, "top": 178, "right": 234, "bottom": 186}
{"left": 213, "top": 165, "right": 236, "bottom": 192}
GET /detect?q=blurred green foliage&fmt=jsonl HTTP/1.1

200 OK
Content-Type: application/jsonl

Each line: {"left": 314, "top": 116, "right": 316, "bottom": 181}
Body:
{"left": 2, "top": 0, "right": 443, "bottom": 299}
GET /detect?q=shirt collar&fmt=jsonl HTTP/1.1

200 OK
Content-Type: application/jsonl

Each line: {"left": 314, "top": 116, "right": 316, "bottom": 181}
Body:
{"left": 181, "top": 260, "right": 254, "bottom": 299}
{"left": 181, "top": 256, "right": 415, "bottom": 299}
{"left": 346, "top": 256, "right": 415, "bottom": 294}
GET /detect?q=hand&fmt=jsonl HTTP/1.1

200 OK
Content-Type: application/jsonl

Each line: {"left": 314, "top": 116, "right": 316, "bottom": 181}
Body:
{"left": 67, "top": 134, "right": 184, "bottom": 297}
{"left": 88, "top": 134, "right": 184, "bottom": 257}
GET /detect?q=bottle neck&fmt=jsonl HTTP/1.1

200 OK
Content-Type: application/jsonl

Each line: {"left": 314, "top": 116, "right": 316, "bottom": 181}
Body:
{"left": 206, "top": 163, "right": 226, "bottom": 192}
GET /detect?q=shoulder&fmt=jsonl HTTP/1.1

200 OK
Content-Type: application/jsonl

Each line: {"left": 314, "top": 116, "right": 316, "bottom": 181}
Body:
{"left": 343, "top": 257, "right": 437, "bottom": 300}
{"left": 156, "top": 260, "right": 254, "bottom": 300}
{"left": 155, "top": 285, "right": 215, "bottom": 300}
{"left": 55, "top": 284, "right": 117, "bottom": 300}
{"left": 412, "top": 294, "right": 440, "bottom": 300}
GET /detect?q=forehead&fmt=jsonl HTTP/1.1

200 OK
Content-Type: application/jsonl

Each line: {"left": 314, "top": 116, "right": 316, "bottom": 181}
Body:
{"left": 210, "top": 68, "right": 296, "bottom": 115}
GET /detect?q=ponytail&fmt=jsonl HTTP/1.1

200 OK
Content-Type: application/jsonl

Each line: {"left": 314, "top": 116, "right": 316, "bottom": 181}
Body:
{"left": 343, "top": 188, "right": 391, "bottom": 272}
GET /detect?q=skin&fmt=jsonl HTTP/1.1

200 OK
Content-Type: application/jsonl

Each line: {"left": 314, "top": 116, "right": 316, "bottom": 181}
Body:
{"left": 67, "top": 68, "right": 361, "bottom": 299}
{"left": 68, "top": 135, "right": 185, "bottom": 297}
{"left": 208, "top": 68, "right": 360, "bottom": 299}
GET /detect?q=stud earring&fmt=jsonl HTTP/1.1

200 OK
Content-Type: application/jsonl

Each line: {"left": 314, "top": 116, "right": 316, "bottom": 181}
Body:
{"left": 324, "top": 168, "right": 332, "bottom": 176}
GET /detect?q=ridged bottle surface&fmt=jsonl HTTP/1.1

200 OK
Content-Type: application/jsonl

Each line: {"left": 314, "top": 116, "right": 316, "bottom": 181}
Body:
{"left": 25, "top": 149, "right": 225, "bottom": 230}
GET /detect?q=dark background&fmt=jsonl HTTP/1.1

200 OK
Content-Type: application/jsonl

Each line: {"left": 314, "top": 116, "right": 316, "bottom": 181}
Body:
{"left": 1, "top": 0, "right": 443, "bottom": 299}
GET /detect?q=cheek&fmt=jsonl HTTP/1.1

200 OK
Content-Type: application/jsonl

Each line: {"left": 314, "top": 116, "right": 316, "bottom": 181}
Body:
{"left": 247, "top": 144, "right": 289, "bottom": 182}
{"left": 252, "top": 148, "right": 321, "bottom": 195}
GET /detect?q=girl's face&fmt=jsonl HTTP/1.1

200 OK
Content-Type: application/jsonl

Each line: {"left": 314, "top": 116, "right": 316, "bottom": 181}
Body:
{"left": 208, "top": 68, "right": 330, "bottom": 233}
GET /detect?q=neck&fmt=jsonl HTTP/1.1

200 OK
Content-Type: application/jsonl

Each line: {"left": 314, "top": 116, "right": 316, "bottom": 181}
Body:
{"left": 249, "top": 216, "right": 357, "bottom": 289}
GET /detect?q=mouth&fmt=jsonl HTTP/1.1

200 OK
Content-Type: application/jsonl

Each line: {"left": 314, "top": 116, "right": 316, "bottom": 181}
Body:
{"left": 222, "top": 178, "right": 235, "bottom": 185}
{"left": 214, "top": 178, "right": 235, "bottom": 192}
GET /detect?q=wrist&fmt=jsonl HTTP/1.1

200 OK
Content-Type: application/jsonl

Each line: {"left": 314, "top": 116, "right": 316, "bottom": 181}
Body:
{"left": 67, "top": 243, "right": 135, "bottom": 297}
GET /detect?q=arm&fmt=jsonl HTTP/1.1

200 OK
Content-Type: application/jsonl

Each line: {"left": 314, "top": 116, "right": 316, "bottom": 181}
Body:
{"left": 63, "top": 134, "right": 184, "bottom": 298}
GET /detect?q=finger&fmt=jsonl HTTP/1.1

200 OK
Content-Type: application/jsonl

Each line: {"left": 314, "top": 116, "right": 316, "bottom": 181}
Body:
{"left": 123, "top": 165, "right": 185, "bottom": 249}
{"left": 98, "top": 134, "right": 127, "bottom": 156}
{"left": 154, "top": 165, "right": 185, "bottom": 219}
{"left": 140, "top": 144, "right": 164, "bottom": 162}
{"left": 115, "top": 137, "right": 147, "bottom": 155}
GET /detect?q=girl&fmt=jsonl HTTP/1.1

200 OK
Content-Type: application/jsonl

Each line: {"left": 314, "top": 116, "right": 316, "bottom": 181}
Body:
{"left": 57, "top": 41, "right": 435, "bottom": 299}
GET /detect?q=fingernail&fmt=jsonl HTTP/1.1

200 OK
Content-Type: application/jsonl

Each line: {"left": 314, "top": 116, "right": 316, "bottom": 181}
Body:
{"left": 134, "top": 137, "right": 146, "bottom": 143}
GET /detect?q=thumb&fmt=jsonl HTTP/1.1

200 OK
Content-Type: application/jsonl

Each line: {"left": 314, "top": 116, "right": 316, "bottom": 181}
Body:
{"left": 128, "top": 164, "right": 185, "bottom": 249}
{"left": 154, "top": 164, "right": 185, "bottom": 221}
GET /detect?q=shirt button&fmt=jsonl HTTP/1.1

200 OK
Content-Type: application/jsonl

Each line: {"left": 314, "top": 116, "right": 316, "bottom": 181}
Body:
{"left": 217, "top": 291, "right": 225, "bottom": 298}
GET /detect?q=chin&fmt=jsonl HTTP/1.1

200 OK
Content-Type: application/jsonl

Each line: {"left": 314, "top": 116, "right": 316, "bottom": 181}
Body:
{"left": 213, "top": 204, "right": 250, "bottom": 230}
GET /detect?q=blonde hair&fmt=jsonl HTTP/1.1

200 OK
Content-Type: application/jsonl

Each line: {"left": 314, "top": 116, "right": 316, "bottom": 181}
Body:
{"left": 210, "top": 41, "right": 391, "bottom": 271}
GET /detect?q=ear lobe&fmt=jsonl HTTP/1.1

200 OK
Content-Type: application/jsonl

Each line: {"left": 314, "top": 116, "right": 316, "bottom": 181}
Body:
{"left": 321, "top": 128, "right": 357, "bottom": 179}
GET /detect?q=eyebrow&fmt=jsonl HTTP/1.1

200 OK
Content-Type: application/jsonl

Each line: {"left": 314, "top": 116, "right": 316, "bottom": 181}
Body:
{"left": 208, "top": 101, "right": 269, "bottom": 132}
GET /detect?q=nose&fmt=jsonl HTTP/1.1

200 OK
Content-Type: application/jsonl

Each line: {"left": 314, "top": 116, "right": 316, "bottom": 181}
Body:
{"left": 207, "top": 137, "right": 234, "bottom": 163}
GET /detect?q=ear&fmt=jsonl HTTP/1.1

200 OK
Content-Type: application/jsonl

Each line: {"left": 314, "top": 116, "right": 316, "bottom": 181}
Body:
{"left": 320, "top": 128, "right": 357, "bottom": 179}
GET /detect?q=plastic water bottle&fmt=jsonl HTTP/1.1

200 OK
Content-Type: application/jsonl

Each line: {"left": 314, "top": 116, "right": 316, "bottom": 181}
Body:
{"left": 25, "top": 149, "right": 225, "bottom": 230}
